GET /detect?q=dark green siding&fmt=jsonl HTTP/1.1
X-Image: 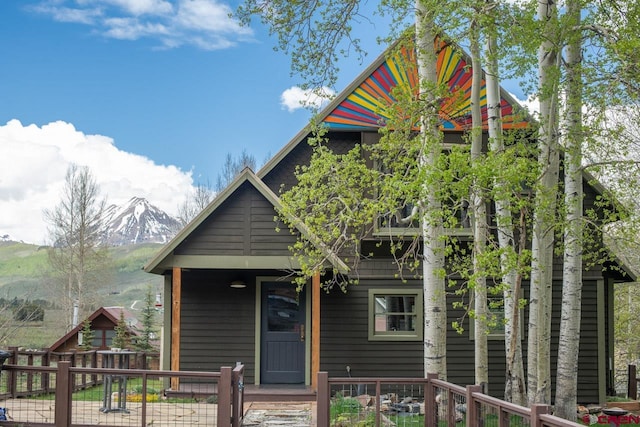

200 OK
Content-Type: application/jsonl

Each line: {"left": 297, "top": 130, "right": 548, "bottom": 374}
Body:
{"left": 175, "top": 182, "right": 296, "bottom": 256}
{"left": 170, "top": 129, "right": 614, "bottom": 405}
{"left": 179, "top": 270, "right": 258, "bottom": 383}
{"left": 262, "top": 132, "right": 362, "bottom": 193}
{"left": 320, "top": 281, "right": 424, "bottom": 379}
{"left": 317, "top": 256, "right": 603, "bottom": 403}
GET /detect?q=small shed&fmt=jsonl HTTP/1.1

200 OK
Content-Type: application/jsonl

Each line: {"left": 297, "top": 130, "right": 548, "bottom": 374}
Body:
{"left": 49, "top": 306, "right": 142, "bottom": 353}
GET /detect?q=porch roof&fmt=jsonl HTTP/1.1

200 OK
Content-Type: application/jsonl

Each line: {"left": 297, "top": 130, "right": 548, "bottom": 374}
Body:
{"left": 144, "top": 168, "right": 349, "bottom": 275}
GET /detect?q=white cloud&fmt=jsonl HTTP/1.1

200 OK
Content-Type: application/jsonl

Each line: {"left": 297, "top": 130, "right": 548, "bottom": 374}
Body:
{"left": 280, "top": 86, "right": 336, "bottom": 113}
{"left": 103, "top": 17, "right": 170, "bottom": 40}
{"left": 175, "top": 0, "right": 249, "bottom": 35}
{"left": 30, "top": 0, "right": 253, "bottom": 50}
{"left": 103, "top": 0, "right": 174, "bottom": 16}
{"left": 31, "top": 4, "right": 104, "bottom": 24}
{"left": 0, "top": 119, "right": 194, "bottom": 245}
{"left": 509, "top": 91, "right": 540, "bottom": 117}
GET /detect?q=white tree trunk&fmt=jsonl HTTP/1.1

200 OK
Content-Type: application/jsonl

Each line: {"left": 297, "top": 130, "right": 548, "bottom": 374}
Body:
{"left": 470, "top": 20, "right": 489, "bottom": 390}
{"left": 554, "top": 0, "right": 583, "bottom": 419}
{"left": 527, "top": 0, "right": 560, "bottom": 406}
{"left": 484, "top": 26, "right": 527, "bottom": 406}
{"left": 416, "top": 0, "right": 447, "bottom": 379}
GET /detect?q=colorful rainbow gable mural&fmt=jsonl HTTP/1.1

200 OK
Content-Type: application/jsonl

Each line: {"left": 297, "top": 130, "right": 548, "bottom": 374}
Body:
{"left": 323, "top": 39, "right": 528, "bottom": 131}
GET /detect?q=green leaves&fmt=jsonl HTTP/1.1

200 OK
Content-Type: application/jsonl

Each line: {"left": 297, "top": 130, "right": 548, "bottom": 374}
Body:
{"left": 235, "top": 0, "right": 367, "bottom": 89}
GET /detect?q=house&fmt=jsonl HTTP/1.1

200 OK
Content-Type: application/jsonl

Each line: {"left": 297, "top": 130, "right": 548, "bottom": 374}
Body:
{"left": 49, "top": 306, "right": 142, "bottom": 352}
{"left": 143, "top": 37, "right": 633, "bottom": 404}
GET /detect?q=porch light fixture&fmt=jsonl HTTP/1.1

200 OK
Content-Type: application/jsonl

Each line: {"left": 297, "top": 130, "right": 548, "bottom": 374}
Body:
{"left": 230, "top": 280, "right": 246, "bottom": 289}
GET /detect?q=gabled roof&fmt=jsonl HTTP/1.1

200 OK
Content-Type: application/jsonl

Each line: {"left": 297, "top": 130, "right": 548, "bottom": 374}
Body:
{"left": 49, "top": 306, "right": 141, "bottom": 352}
{"left": 251, "top": 34, "right": 637, "bottom": 284}
{"left": 258, "top": 35, "right": 528, "bottom": 179}
{"left": 102, "top": 307, "right": 142, "bottom": 331}
{"left": 144, "top": 168, "right": 349, "bottom": 275}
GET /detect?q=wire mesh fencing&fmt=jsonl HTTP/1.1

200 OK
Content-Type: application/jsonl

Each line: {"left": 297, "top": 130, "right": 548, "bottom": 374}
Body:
{"left": 0, "top": 362, "right": 243, "bottom": 427}
{"left": 318, "top": 373, "right": 587, "bottom": 427}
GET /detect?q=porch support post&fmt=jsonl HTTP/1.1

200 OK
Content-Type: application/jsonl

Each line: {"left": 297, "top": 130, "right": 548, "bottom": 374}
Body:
{"left": 311, "top": 271, "right": 321, "bottom": 391}
{"left": 171, "top": 267, "right": 182, "bottom": 390}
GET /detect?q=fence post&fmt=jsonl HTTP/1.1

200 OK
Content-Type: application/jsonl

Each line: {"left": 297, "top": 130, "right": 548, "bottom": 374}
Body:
{"left": 7, "top": 347, "right": 17, "bottom": 397}
{"left": 465, "top": 384, "right": 482, "bottom": 427}
{"left": 425, "top": 373, "right": 438, "bottom": 427}
{"left": 317, "top": 372, "right": 329, "bottom": 427}
{"left": 90, "top": 350, "right": 98, "bottom": 386}
{"left": 26, "top": 351, "right": 34, "bottom": 393}
{"left": 218, "top": 367, "right": 231, "bottom": 427}
{"left": 530, "top": 404, "right": 549, "bottom": 427}
{"left": 55, "top": 361, "right": 72, "bottom": 427}
{"left": 231, "top": 364, "right": 244, "bottom": 427}
{"left": 42, "top": 350, "right": 50, "bottom": 394}
{"left": 629, "top": 365, "right": 637, "bottom": 400}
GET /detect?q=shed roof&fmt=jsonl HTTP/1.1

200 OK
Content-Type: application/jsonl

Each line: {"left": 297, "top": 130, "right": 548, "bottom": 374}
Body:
{"left": 49, "top": 306, "right": 141, "bottom": 352}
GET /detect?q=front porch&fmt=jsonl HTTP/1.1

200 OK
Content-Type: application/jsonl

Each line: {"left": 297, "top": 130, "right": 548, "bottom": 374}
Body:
{"left": 244, "top": 384, "right": 316, "bottom": 402}
{"left": 167, "top": 382, "right": 316, "bottom": 402}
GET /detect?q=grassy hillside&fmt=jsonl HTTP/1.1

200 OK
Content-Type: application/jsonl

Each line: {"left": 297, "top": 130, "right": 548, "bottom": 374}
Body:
{"left": 0, "top": 242, "right": 50, "bottom": 277}
{"left": 0, "top": 241, "right": 165, "bottom": 348}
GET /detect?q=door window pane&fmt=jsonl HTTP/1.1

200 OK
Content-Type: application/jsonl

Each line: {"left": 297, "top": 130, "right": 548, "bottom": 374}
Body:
{"left": 267, "top": 288, "right": 300, "bottom": 332}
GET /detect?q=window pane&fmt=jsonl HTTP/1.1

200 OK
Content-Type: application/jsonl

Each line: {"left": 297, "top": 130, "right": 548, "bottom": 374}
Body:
{"left": 375, "top": 314, "right": 416, "bottom": 332}
{"left": 373, "top": 295, "right": 416, "bottom": 332}
{"left": 105, "top": 330, "right": 115, "bottom": 347}
{"left": 267, "top": 288, "right": 300, "bottom": 332}
{"left": 488, "top": 298, "right": 505, "bottom": 334}
{"left": 91, "top": 330, "right": 104, "bottom": 347}
{"left": 376, "top": 296, "right": 415, "bottom": 314}
{"left": 369, "top": 289, "right": 422, "bottom": 341}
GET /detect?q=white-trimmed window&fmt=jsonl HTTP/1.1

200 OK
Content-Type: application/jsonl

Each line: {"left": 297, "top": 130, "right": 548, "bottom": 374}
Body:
{"left": 368, "top": 289, "right": 423, "bottom": 341}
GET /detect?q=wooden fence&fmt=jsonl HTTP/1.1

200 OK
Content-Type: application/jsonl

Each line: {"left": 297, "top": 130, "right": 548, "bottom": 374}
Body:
{"left": 0, "top": 361, "right": 244, "bottom": 427}
{"left": 0, "top": 347, "right": 159, "bottom": 398}
{"left": 317, "top": 372, "right": 588, "bottom": 427}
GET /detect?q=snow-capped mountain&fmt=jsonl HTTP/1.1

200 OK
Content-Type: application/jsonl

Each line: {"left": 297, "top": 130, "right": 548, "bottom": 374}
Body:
{"left": 101, "top": 197, "right": 180, "bottom": 246}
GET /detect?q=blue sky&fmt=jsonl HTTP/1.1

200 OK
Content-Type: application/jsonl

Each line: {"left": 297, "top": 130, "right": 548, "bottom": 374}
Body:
{"left": 0, "top": 1, "right": 532, "bottom": 244}
{"left": 1, "top": 0, "right": 319, "bottom": 175}
{"left": 0, "top": 0, "right": 389, "bottom": 244}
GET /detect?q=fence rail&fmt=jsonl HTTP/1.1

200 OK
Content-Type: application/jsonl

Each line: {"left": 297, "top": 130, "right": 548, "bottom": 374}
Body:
{"left": 0, "top": 358, "right": 616, "bottom": 426}
{"left": 317, "top": 372, "right": 587, "bottom": 427}
{"left": 0, "top": 347, "right": 159, "bottom": 399}
{"left": 7, "top": 347, "right": 159, "bottom": 370}
{"left": 0, "top": 361, "right": 244, "bottom": 427}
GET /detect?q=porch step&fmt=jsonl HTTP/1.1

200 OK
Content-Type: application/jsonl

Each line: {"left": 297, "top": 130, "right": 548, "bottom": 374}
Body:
{"left": 243, "top": 385, "right": 316, "bottom": 403}
{"left": 164, "top": 384, "right": 316, "bottom": 403}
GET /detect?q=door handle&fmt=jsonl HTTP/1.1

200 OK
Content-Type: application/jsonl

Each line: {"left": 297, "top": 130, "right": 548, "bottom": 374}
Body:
{"left": 300, "top": 324, "right": 305, "bottom": 342}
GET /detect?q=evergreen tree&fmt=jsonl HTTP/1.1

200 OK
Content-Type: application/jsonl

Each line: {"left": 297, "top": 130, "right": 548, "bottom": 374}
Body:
{"left": 133, "top": 288, "right": 157, "bottom": 352}
{"left": 112, "top": 311, "right": 130, "bottom": 350}
{"left": 78, "top": 320, "right": 95, "bottom": 351}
